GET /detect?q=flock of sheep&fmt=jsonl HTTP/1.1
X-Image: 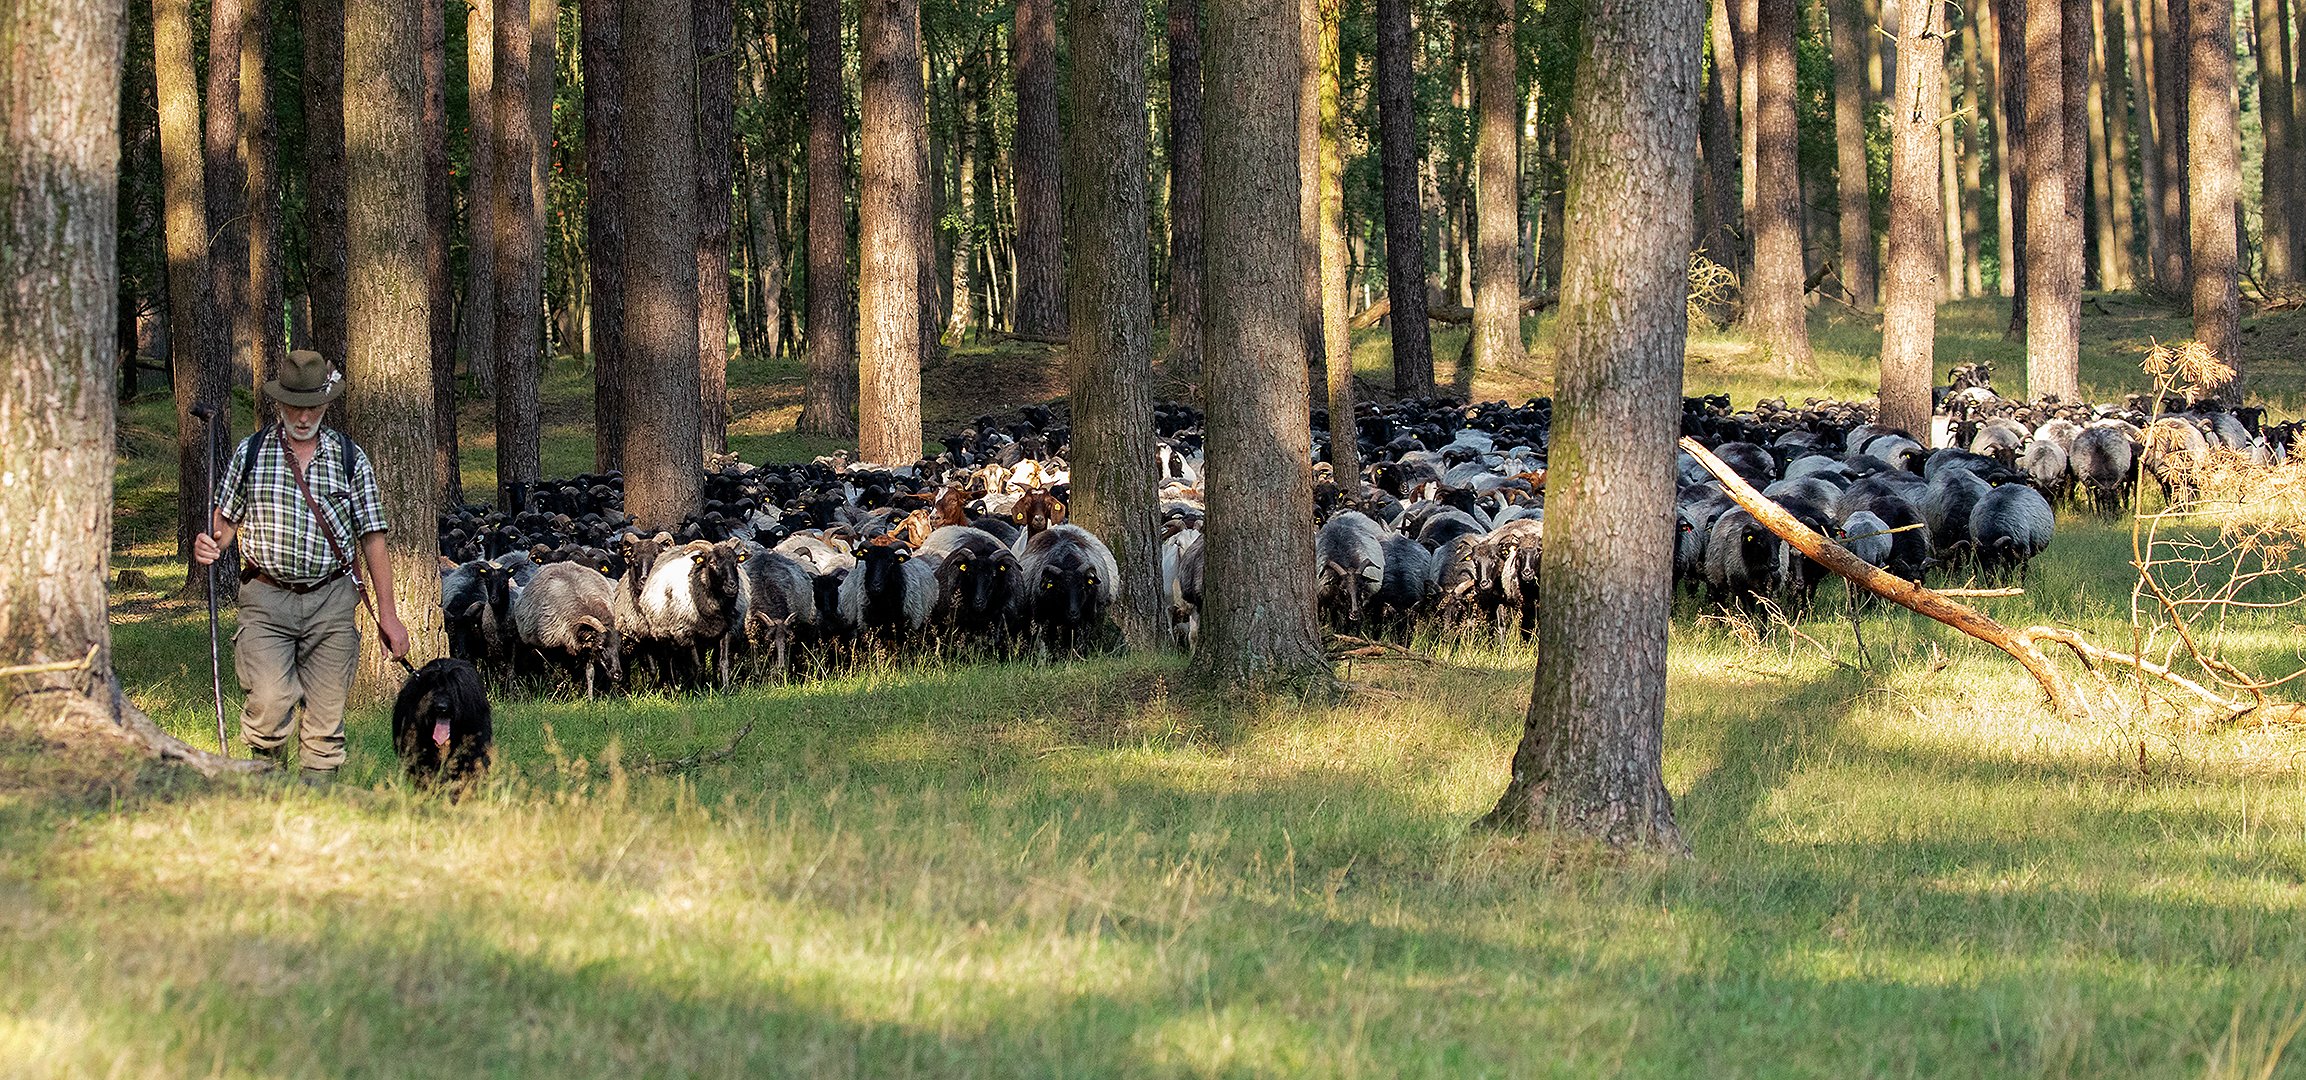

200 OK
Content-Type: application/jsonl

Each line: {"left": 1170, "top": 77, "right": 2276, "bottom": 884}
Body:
{"left": 434, "top": 366, "right": 2288, "bottom": 696}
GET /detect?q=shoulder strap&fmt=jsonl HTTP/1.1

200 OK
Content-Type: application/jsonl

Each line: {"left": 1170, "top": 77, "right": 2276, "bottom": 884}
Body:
{"left": 336, "top": 427, "right": 354, "bottom": 477}
{"left": 234, "top": 425, "right": 270, "bottom": 500}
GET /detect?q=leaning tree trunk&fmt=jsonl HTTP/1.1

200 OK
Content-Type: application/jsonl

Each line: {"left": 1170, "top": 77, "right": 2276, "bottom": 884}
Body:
{"left": 799, "top": 0, "right": 856, "bottom": 437}
{"left": 2024, "top": 0, "right": 2081, "bottom": 400}
{"left": 1063, "top": 0, "right": 1165, "bottom": 649}
{"left": 1471, "top": 0, "right": 1519, "bottom": 374}
{"left": 155, "top": 0, "right": 231, "bottom": 596}
{"left": 1167, "top": 0, "right": 1205, "bottom": 378}
{"left": 492, "top": 0, "right": 541, "bottom": 508}
{"left": 463, "top": 0, "right": 497, "bottom": 396}
{"left": 344, "top": 0, "right": 447, "bottom": 698}
{"left": 1373, "top": 0, "right": 1434, "bottom": 397}
{"left": 1828, "top": 0, "right": 1877, "bottom": 309}
{"left": 582, "top": 0, "right": 628, "bottom": 470}
{"left": 1318, "top": 0, "right": 1359, "bottom": 488}
{"left": 1010, "top": 0, "right": 1066, "bottom": 338}
{"left": 422, "top": 0, "right": 461, "bottom": 507}
{"left": 858, "top": 0, "right": 925, "bottom": 464}
{"left": 1478, "top": 0, "right": 1698, "bottom": 852}
{"left": 1750, "top": 0, "right": 1811, "bottom": 373}
{"left": 1879, "top": 0, "right": 1945, "bottom": 436}
{"left": 2187, "top": 0, "right": 2240, "bottom": 392}
{"left": 240, "top": 0, "right": 284, "bottom": 429}
{"left": 696, "top": 0, "right": 736, "bottom": 456}
{"left": 1, "top": 0, "right": 240, "bottom": 772}
{"left": 305, "top": 0, "right": 350, "bottom": 379}
{"left": 620, "top": 0, "right": 705, "bottom": 529}
{"left": 1190, "top": 0, "right": 1330, "bottom": 690}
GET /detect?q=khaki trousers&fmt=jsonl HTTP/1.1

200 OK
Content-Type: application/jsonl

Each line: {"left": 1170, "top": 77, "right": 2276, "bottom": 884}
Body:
{"left": 234, "top": 575, "right": 361, "bottom": 770}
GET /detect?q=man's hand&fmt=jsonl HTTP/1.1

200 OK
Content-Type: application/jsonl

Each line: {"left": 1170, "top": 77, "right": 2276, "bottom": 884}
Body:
{"left": 377, "top": 610, "right": 410, "bottom": 660}
{"left": 192, "top": 531, "right": 222, "bottom": 566}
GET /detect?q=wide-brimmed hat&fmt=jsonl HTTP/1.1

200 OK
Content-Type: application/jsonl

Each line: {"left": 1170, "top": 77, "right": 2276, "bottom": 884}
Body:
{"left": 264, "top": 349, "right": 344, "bottom": 407}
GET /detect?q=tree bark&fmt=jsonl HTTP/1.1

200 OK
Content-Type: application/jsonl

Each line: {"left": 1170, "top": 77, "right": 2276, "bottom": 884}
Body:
{"left": 2023, "top": 0, "right": 2080, "bottom": 399}
{"left": 493, "top": 0, "right": 541, "bottom": 507}
{"left": 1318, "top": 0, "right": 1359, "bottom": 488}
{"left": 1750, "top": 0, "right": 1811, "bottom": 373}
{"left": 463, "top": 0, "right": 497, "bottom": 395}
{"left": 2099, "top": 0, "right": 2139, "bottom": 289}
{"left": 741, "top": 33, "right": 789, "bottom": 359}
{"left": 344, "top": 0, "right": 447, "bottom": 695}
{"left": 800, "top": 0, "right": 856, "bottom": 437}
{"left": 582, "top": 0, "right": 627, "bottom": 470}
{"left": 2063, "top": 0, "right": 2090, "bottom": 296}
{"left": 1940, "top": 34, "right": 1967, "bottom": 298}
{"left": 2082, "top": 0, "right": 2116, "bottom": 289}
{"left": 2147, "top": 0, "right": 2190, "bottom": 295}
{"left": 3, "top": 0, "right": 123, "bottom": 727}
{"left": 240, "top": 0, "right": 283, "bottom": 428}
{"left": 1985, "top": 0, "right": 2019, "bottom": 296}
{"left": 424, "top": 0, "right": 462, "bottom": 507}
{"left": 946, "top": 56, "right": 978, "bottom": 342}
{"left": 1063, "top": 0, "right": 1165, "bottom": 649}
{"left": 1829, "top": 0, "right": 1878, "bottom": 308}
{"left": 2188, "top": 0, "right": 2240, "bottom": 388}
{"left": 205, "top": 0, "right": 246, "bottom": 398}
{"left": 1960, "top": 6, "right": 1990, "bottom": 297}
{"left": 530, "top": 0, "right": 557, "bottom": 362}
{"left": 2255, "top": 0, "right": 2297, "bottom": 282}
{"left": 621, "top": 0, "right": 705, "bottom": 527}
{"left": 1298, "top": 0, "right": 1327, "bottom": 384}
{"left": 1190, "top": 0, "right": 1329, "bottom": 690}
{"left": 1700, "top": 0, "right": 1745, "bottom": 268}
{"left": 155, "top": 0, "right": 230, "bottom": 588}
{"left": 1471, "top": 0, "right": 1520, "bottom": 372}
{"left": 1375, "top": 0, "right": 1434, "bottom": 394}
{"left": 858, "top": 0, "right": 925, "bottom": 465}
{"left": 1011, "top": 0, "right": 1066, "bottom": 338}
{"left": 1881, "top": 0, "right": 1944, "bottom": 436}
{"left": 1478, "top": 0, "right": 1698, "bottom": 852}
{"left": 695, "top": 0, "right": 736, "bottom": 455}
{"left": 1167, "top": 0, "right": 1205, "bottom": 377}
{"left": 2129, "top": 0, "right": 2167, "bottom": 286}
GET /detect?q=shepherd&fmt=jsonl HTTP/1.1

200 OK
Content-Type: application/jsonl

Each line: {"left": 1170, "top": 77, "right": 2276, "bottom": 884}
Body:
{"left": 192, "top": 350, "right": 409, "bottom": 786}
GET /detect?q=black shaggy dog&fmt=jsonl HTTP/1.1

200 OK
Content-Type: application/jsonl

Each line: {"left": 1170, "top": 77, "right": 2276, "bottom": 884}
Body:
{"left": 392, "top": 658, "right": 493, "bottom": 789}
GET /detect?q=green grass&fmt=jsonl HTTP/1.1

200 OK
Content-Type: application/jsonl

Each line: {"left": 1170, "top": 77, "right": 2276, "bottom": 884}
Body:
{"left": 16, "top": 305, "right": 2306, "bottom": 1076}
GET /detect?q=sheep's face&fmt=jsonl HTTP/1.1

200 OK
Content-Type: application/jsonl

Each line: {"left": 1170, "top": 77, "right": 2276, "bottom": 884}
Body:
{"left": 950, "top": 552, "right": 1015, "bottom": 623}
{"left": 1319, "top": 559, "right": 1380, "bottom": 624}
{"left": 1031, "top": 555, "right": 1103, "bottom": 628}
{"left": 691, "top": 544, "right": 746, "bottom": 610}
{"left": 856, "top": 545, "right": 915, "bottom": 623}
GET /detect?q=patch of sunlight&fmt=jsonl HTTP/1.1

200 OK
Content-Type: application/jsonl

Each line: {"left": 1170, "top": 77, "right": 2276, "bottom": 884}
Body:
{"left": 1137, "top": 1006, "right": 1340, "bottom": 1077}
{"left": 848, "top": 727, "right": 945, "bottom": 767}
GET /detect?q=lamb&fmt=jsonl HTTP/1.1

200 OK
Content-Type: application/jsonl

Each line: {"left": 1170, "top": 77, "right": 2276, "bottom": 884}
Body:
{"left": 1969, "top": 483, "right": 2055, "bottom": 582}
{"left": 1012, "top": 524, "right": 1121, "bottom": 652}
{"left": 510, "top": 560, "right": 624, "bottom": 698}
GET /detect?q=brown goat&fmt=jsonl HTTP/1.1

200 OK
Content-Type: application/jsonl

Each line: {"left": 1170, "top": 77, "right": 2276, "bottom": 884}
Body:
{"left": 1011, "top": 490, "right": 1067, "bottom": 538}
{"left": 930, "top": 485, "right": 972, "bottom": 530}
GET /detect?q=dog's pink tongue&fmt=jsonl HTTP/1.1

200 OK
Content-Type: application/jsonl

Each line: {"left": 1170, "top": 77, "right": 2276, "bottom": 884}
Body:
{"left": 432, "top": 720, "right": 451, "bottom": 748}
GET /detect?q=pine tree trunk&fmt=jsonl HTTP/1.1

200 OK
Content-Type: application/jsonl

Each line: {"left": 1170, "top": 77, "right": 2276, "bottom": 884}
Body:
{"left": 206, "top": 0, "right": 246, "bottom": 395}
{"left": 463, "top": 0, "right": 498, "bottom": 395}
{"left": 1940, "top": 47, "right": 1967, "bottom": 298}
{"left": 1298, "top": 0, "right": 1327, "bottom": 383}
{"left": 2188, "top": 0, "right": 2241, "bottom": 383}
{"left": 424, "top": 0, "right": 463, "bottom": 507}
{"left": 1375, "top": 0, "right": 1434, "bottom": 395}
{"left": 1063, "top": 0, "right": 1165, "bottom": 649}
{"left": 1011, "top": 0, "right": 1066, "bottom": 338}
{"left": 801, "top": 0, "right": 856, "bottom": 437}
{"left": 1318, "top": 0, "right": 1358, "bottom": 488}
{"left": 1829, "top": 0, "right": 1878, "bottom": 308}
{"left": 344, "top": 0, "right": 447, "bottom": 697}
{"left": 1166, "top": 0, "right": 1204, "bottom": 377}
{"left": 492, "top": 0, "right": 542, "bottom": 507}
{"left": 1985, "top": 0, "right": 2020, "bottom": 297}
{"left": 156, "top": 0, "right": 230, "bottom": 590}
{"left": 2099, "top": 0, "right": 2139, "bottom": 289}
{"left": 1478, "top": 0, "right": 1695, "bottom": 853}
{"left": 1882, "top": 0, "right": 1945, "bottom": 436}
{"left": 2082, "top": 0, "right": 2116, "bottom": 288}
{"left": 304, "top": 0, "right": 349, "bottom": 383}
{"left": 1751, "top": 0, "right": 1811, "bottom": 373}
{"left": 1960, "top": 8, "right": 1990, "bottom": 297}
{"left": 946, "top": 58, "right": 978, "bottom": 342}
{"left": 2129, "top": 0, "right": 2168, "bottom": 286}
{"left": 2148, "top": 0, "right": 2190, "bottom": 295}
{"left": 621, "top": 0, "right": 705, "bottom": 528}
{"left": 2024, "top": 0, "right": 2081, "bottom": 399}
{"left": 1471, "top": 0, "right": 1520, "bottom": 372}
{"left": 1191, "top": 0, "right": 1329, "bottom": 690}
{"left": 697, "top": 0, "right": 736, "bottom": 455}
{"left": 1738, "top": 0, "right": 1759, "bottom": 228}
{"left": 2256, "top": 0, "right": 2297, "bottom": 282}
{"left": 859, "top": 0, "right": 925, "bottom": 464}
{"left": 741, "top": 37, "right": 789, "bottom": 359}
{"left": 530, "top": 0, "right": 557, "bottom": 362}
{"left": 582, "top": 0, "right": 627, "bottom": 469}
{"left": 240, "top": 0, "right": 284, "bottom": 428}
{"left": 1700, "top": 0, "right": 1744, "bottom": 269}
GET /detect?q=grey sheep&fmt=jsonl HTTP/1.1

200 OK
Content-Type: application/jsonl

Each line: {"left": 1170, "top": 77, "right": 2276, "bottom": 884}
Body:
{"left": 835, "top": 541, "right": 940, "bottom": 641}
{"left": 1013, "top": 524, "right": 1122, "bottom": 652}
{"left": 733, "top": 541, "right": 818, "bottom": 677}
{"left": 1316, "top": 511, "right": 1389, "bottom": 625}
{"left": 1969, "top": 484, "right": 2055, "bottom": 582}
{"left": 2141, "top": 416, "right": 2212, "bottom": 504}
{"left": 2020, "top": 439, "right": 2071, "bottom": 503}
{"left": 1161, "top": 527, "right": 1205, "bottom": 649}
{"left": 2069, "top": 422, "right": 2138, "bottom": 514}
{"left": 510, "top": 561, "right": 623, "bottom": 698}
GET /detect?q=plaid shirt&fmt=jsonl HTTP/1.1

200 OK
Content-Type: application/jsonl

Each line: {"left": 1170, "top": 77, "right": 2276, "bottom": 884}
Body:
{"left": 216, "top": 425, "right": 389, "bottom": 587}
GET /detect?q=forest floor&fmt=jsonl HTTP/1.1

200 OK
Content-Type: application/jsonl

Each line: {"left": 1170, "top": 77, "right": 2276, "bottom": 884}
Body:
{"left": 11, "top": 296, "right": 2306, "bottom": 1077}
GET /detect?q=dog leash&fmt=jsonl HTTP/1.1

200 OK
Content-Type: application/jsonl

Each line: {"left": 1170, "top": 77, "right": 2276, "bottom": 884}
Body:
{"left": 280, "top": 430, "right": 418, "bottom": 675}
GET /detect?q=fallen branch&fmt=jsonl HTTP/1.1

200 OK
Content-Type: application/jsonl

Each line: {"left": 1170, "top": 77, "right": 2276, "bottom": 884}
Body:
{"left": 1934, "top": 587, "right": 2025, "bottom": 598}
{"left": 1681, "top": 437, "right": 2092, "bottom": 719}
{"left": 636, "top": 722, "right": 758, "bottom": 774}
{"left": 2012, "top": 626, "right": 2247, "bottom": 715}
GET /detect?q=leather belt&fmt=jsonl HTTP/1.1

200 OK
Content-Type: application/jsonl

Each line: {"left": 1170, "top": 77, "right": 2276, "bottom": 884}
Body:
{"left": 241, "top": 565, "right": 349, "bottom": 595}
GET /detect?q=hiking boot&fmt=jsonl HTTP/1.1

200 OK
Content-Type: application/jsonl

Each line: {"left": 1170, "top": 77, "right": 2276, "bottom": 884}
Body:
{"left": 247, "top": 741, "right": 293, "bottom": 768}
{"left": 299, "top": 767, "right": 337, "bottom": 789}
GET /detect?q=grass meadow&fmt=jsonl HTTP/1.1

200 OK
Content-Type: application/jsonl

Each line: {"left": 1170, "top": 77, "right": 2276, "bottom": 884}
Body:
{"left": 7, "top": 296, "right": 2306, "bottom": 1077}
